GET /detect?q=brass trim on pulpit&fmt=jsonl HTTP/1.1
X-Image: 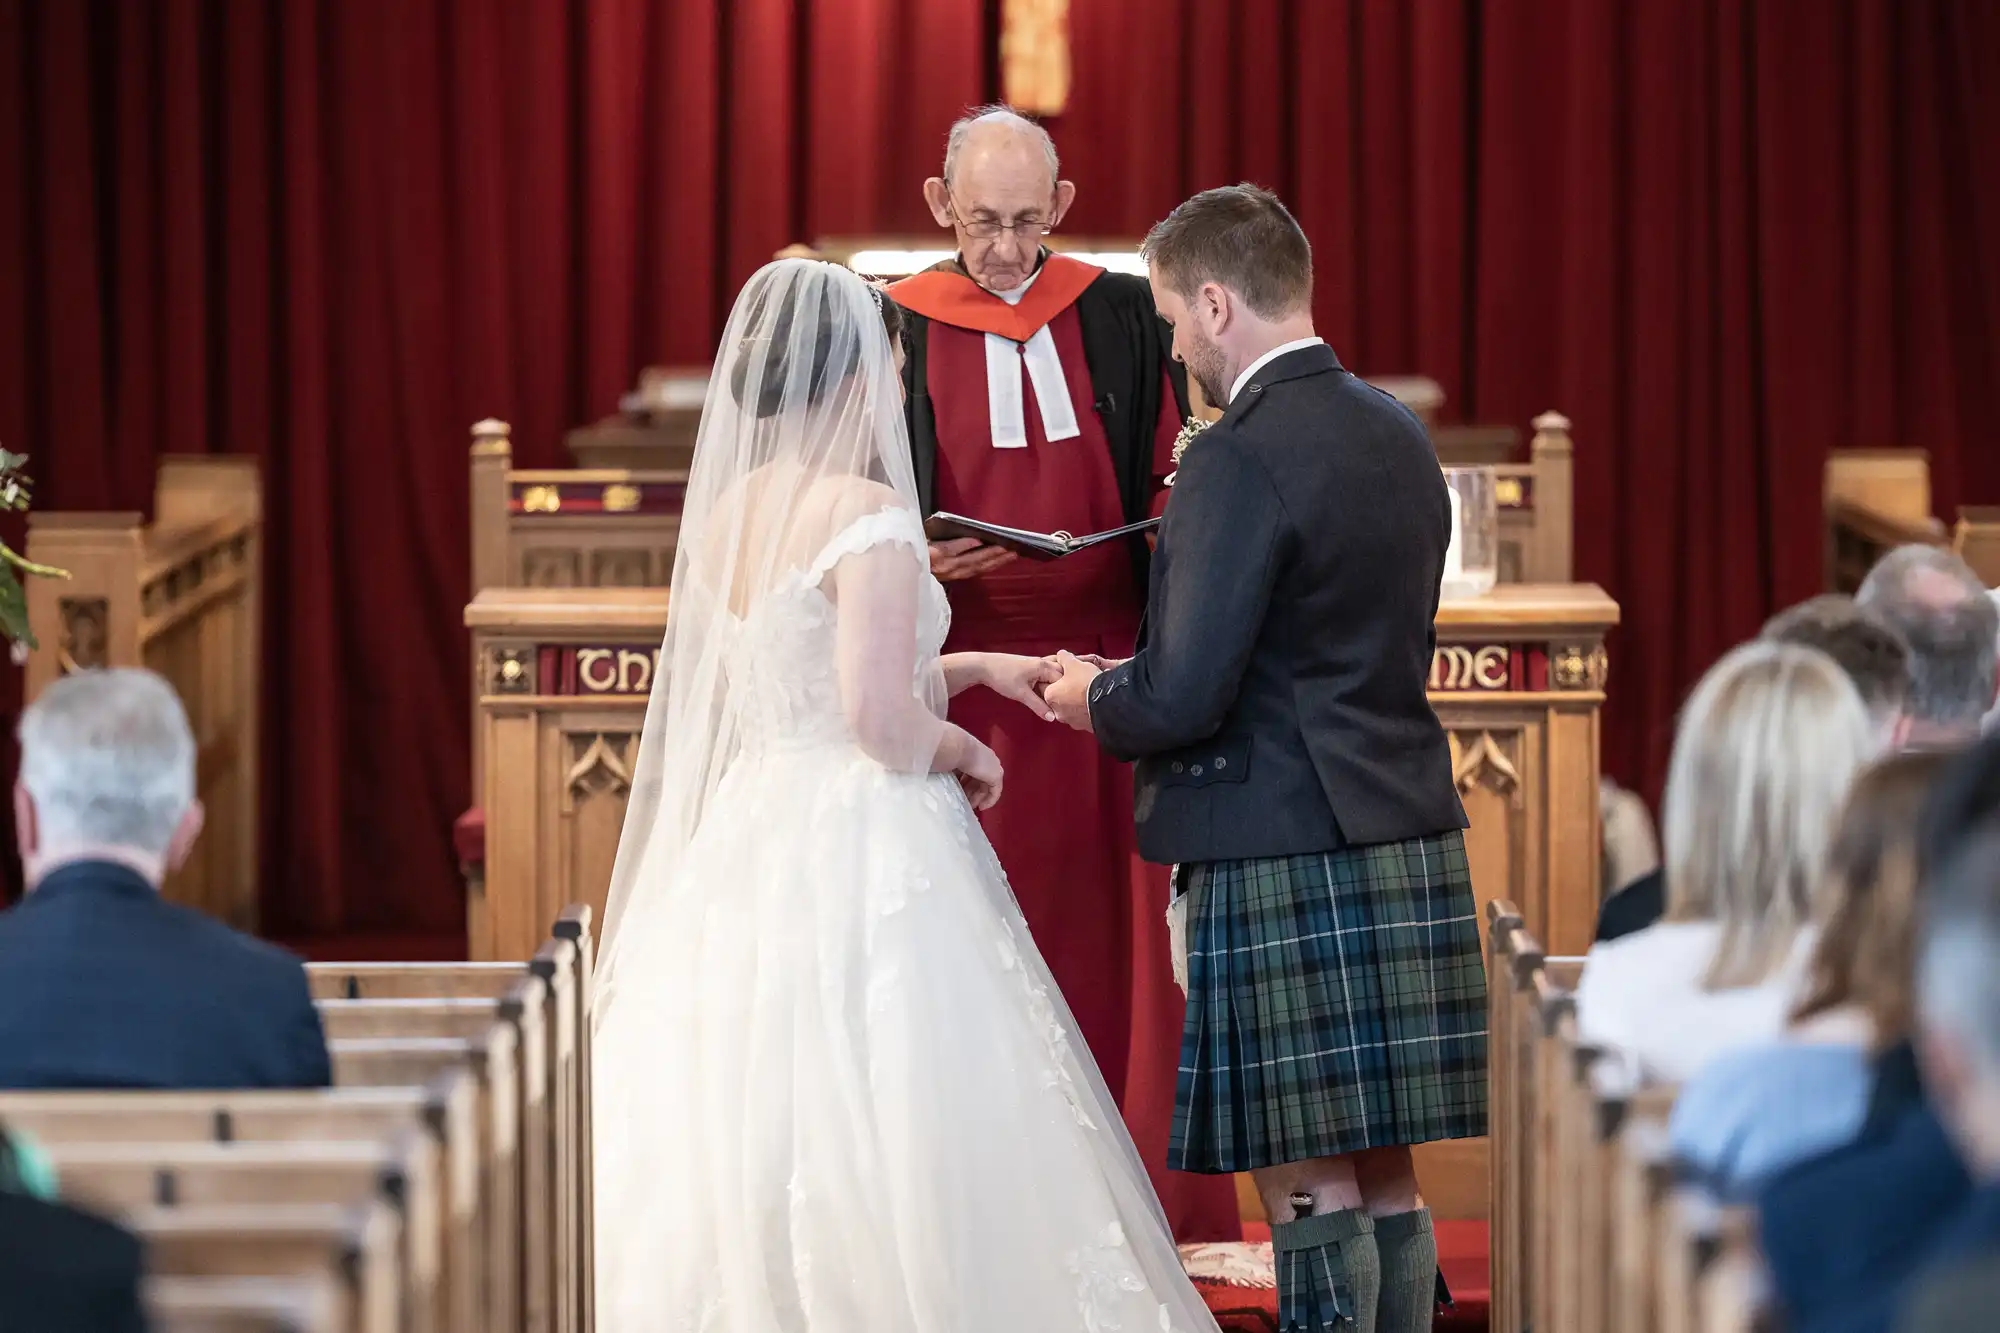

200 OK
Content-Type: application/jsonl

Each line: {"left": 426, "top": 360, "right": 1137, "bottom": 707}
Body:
{"left": 491, "top": 646, "right": 536, "bottom": 695}
{"left": 1550, "top": 644, "right": 1610, "bottom": 692}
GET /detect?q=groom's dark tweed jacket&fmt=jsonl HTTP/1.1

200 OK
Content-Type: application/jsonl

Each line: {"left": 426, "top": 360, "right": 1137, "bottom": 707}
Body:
{"left": 1087, "top": 342, "right": 1467, "bottom": 865}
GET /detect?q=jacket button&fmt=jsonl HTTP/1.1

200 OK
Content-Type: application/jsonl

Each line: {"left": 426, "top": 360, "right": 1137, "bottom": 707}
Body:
{"left": 1171, "top": 761, "right": 1184, "bottom": 774}
{"left": 1248, "top": 384, "right": 1263, "bottom": 394}
{"left": 1214, "top": 757, "right": 1227, "bottom": 770}
{"left": 1191, "top": 764, "right": 1204, "bottom": 777}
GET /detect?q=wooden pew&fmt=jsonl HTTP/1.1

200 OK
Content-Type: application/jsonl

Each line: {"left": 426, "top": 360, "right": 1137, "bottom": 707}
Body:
{"left": 54, "top": 1135, "right": 442, "bottom": 1333}
{"left": 330, "top": 1034, "right": 523, "bottom": 1333}
{"left": 1528, "top": 957, "right": 1582, "bottom": 1333}
{"left": 320, "top": 984, "right": 550, "bottom": 1333}
{"left": 554, "top": 905, "right": 597, "bottom": 1333}
{"left": 0, "top": 1080, "right": 480, "bottom": 1333}
{"left": 21, "top": 456, "right": 263, "bottom": 930}
{"left": 134, "top": 1200, "right": 400, "bottom": 1333}
{"left": 1502, "top": 938, "right": 1775, "bottom": 1333}
{"left": 1484, "top": 899, "right": 1540, "bottom": 1333}
{"left": 147, "top": 1273, "right": 348, "bottom": 1332}
{"left": 308, "top": 906, "right": 596, "bottom": 1333}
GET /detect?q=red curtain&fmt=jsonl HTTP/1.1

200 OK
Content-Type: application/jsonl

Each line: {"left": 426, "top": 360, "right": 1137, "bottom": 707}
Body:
{"left": 1061, "top": 0, "right": 2000, "bottom": 801}
{"left": 1, "top": 0, "right": 1995, "bottom": 931}
{"left": 0, "top": 0, "right": 984, "bottom": 932}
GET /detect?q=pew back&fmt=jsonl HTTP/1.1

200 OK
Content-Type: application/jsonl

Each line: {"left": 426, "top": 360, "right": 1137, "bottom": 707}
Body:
{"left": 23, "top": 457, "right": 263, "bottom": 928}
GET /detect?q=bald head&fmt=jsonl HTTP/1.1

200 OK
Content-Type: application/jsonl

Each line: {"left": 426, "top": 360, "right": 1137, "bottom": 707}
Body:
{"left": 944, "top": 107, "right": 1059, "bottom": 187}
{"left": 925, "top": 106, "right": 1076, "bottom": 293}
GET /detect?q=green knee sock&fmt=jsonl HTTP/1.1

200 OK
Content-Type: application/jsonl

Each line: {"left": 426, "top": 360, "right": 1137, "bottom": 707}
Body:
{"left": 1272, "top": 1206, "right": 1379, "bottom": 1331}
{"left": 1371, "top": 1208, "right": 1439, "bottom": 1333}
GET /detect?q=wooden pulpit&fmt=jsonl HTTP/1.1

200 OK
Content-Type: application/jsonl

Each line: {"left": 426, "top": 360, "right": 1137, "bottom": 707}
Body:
{"left": 467, "top": 579, "right": 1618, "bottom": 1225}
{"left": 1412, "top": 583, "right": 1618, "bottom": 1219}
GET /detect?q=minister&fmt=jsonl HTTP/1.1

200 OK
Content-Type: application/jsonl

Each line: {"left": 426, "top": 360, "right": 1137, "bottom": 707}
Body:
{"left": 887, "top": 107, "right": 1237, "bottom": 1242}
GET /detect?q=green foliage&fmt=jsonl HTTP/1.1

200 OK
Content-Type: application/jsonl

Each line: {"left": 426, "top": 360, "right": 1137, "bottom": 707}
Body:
{"left": 0, "top": 448, "right": 70, "bottom": 655}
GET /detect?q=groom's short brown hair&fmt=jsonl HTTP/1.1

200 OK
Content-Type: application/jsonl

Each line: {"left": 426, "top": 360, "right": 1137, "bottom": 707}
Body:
{"left": 1142, "top": 185, "right": 1312, "bottom": 318}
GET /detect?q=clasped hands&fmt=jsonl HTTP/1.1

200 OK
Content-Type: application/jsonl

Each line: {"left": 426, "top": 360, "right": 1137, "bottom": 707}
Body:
{"left": 946, "top": 650, "right": 1120, "bottom": 811}
{"left": 979, "top": 650, "right": 1118, "bottom": 733}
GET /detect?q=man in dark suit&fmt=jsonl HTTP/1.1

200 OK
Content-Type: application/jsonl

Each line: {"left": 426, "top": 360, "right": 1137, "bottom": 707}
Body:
{"left": 0, "top": 667, "right": 331, "bottom": 1090}
{"left": 1045, "top": 184, "right": 1482, "bottom": 1333}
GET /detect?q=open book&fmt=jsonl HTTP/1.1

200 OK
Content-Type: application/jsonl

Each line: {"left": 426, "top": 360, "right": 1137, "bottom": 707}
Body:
{"left": 923, "top": 513, "right": 1162, "bottom": 561}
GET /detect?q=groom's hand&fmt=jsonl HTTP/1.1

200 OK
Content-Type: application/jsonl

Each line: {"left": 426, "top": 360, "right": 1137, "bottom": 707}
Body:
{"left": 1044, "top": 651, "right": 1102, "bottom": 733}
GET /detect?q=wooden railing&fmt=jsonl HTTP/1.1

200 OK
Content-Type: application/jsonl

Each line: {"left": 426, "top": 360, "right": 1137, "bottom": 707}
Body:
{"left": 23, "top": 457, "right": 262, "bottom": 931}
{"left": 468, "top": 419, "right": 687, "bottom": 596}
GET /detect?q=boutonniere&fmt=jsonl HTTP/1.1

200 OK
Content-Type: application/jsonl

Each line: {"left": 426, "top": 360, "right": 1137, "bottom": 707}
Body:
{"left": 1164, "top": 416, "right": 1211, "bottom": 487}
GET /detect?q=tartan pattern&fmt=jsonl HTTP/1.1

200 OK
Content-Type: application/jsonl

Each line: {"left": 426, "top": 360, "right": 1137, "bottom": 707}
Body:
{"left": 1170, "top": 831, "right": 1489, "bottom": 1173}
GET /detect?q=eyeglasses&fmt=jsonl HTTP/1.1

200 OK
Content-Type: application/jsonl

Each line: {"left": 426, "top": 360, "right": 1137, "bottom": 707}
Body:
{"left": 947, "top": 192, "right": 1054, "bottom": 241}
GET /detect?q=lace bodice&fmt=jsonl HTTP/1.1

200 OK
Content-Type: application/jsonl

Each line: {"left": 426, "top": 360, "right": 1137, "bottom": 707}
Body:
{"left": 725, "top": 507, "right": 951, "bottom": 756}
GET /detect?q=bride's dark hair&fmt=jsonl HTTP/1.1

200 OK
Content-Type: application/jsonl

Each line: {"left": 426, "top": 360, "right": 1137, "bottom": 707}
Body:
{"left": 727, "top": 268, "right": 902, "bottom": 419}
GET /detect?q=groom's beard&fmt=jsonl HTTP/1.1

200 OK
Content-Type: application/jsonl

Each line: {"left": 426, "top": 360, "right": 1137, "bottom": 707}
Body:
{"left": 1183, "top": 333, "right": 1230, "bottom": 409}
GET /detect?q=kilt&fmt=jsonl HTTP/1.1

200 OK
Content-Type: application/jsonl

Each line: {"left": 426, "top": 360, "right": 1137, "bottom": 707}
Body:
{"left": 1168, "top": 831, "right": 1488, "bottom": 1173}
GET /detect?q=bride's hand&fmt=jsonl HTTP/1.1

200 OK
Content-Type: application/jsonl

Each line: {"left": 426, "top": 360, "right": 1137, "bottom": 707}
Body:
{"left": 956, "top": 735, "right": 1005, "bottom": 811}
{"left": 982, "top": 653, "right": 1061, "bottom": 721}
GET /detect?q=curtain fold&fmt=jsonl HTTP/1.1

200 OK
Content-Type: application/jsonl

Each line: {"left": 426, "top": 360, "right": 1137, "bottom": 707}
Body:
{"left": 0, "top": 0, "right": 1992, "bottom": 927}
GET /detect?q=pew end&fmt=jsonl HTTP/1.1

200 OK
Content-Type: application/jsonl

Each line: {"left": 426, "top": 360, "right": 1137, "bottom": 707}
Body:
{"left": 23, "top": 456, "right": 263, "bottom": 929}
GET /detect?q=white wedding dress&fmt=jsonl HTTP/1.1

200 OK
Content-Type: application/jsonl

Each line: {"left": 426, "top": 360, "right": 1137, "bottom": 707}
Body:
{"left": 592, "top": 502, "right": 1219, "bottom": 1332}
{"left": 592, "top": 258, "right": 1217, "bottom": 1331}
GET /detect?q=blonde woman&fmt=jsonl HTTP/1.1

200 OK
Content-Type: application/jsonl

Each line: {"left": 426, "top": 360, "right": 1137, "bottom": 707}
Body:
{"left": 1576, "top": 641, "right": 1876, "bottom": 1084}
{"left": 1668, "top": 751, "right": 1949, "bottom": 1195}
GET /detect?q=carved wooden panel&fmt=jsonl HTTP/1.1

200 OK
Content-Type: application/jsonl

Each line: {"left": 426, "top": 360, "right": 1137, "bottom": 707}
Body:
{"left": 589, "top": 548, "right": 655, "bottom": 588}
{"left": 551, "top": 726, "right": 638, "bottom": 952}
{"left": 57, "top": 597, "right": 108, "bottom": 672}
{"left": 521, "top": 549, "right": 583, "bottom": 588}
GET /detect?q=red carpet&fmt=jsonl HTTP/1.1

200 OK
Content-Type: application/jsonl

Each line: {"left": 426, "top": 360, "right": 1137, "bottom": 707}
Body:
{"left": 1184, "top": 1221, "right": 1489, "bottom": 1332}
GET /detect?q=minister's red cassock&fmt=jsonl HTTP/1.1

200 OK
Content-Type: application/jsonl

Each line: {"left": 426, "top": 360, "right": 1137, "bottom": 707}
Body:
{"left": 890, "top": 254, "right": 1240, "bottom": 1243}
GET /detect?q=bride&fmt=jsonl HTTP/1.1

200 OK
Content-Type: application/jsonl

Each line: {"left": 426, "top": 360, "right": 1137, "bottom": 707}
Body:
{"left": 591, "top": 258, "right": 1220, "bottom": 1331}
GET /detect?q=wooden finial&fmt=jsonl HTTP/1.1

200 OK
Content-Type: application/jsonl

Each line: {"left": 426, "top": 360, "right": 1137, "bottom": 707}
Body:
{"left": 1531, "top": 411, "right": 1574, "bottom": 456}
{"left": 470, "top": 419, "right": 513, "bottom": 458}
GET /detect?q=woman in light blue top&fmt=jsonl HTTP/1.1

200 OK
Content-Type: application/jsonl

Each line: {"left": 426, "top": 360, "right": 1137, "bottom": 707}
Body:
{"left": 1670, "top": 749, "right": 1950, "bottom": 1199}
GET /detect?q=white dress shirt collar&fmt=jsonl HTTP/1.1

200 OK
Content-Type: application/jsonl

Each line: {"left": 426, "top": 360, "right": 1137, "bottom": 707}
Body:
{"left": 1228, "top": 336, "right": 1326, "bottom": 405}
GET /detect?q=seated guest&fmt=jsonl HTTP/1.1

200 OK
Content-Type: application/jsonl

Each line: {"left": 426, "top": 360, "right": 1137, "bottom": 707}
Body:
{"left": 1670, "top": 750, "right": 1948, "bottom": 1196}
{"left": 0, "top": 668, "right": 331, "bottom": 1090}
{"left": 1986, "top": 589, "right": 2000, "bottom": 735}
{"left": 1577, "top": 641, "right": 1874, "bottom": 1083}
{"left": 1757, "top": 736, "right": 2000, "bottom": 1333}
{"left": 1897, "top": 821, "right": 2000, "bottom": 1332}
{"left": 1856, "top": 546, "right": 1999, "bottom": 751}
{"left": 0, "top": 1123, "right": 146, "bottom": 1332}
{"left": 1596, "top": 594, "right": 1912, "bottom": 941}
{"left": 0, "top": 1122, "right": 56, "bottom": 1200}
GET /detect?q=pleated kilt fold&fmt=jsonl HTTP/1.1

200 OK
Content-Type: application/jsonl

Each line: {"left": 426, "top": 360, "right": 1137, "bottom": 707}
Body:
{"left": 1169, "top": 831, "right": 1489, "bottom": 1172}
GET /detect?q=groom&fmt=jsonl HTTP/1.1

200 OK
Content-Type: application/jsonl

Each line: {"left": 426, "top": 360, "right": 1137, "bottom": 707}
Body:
{"left": 1045, "top": 185, "right": 1487, "bottom": 1333}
